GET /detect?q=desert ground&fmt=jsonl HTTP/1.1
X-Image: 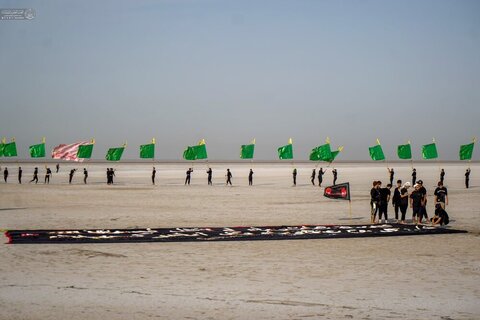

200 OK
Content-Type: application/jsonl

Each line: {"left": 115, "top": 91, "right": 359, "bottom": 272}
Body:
{"left": 0, "top": 162, "right": 479, "bottom": 319}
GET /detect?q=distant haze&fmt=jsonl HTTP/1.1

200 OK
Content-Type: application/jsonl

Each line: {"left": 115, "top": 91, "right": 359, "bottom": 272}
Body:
{"left": 1, "top": 0, "right": 479, "bottom": 160}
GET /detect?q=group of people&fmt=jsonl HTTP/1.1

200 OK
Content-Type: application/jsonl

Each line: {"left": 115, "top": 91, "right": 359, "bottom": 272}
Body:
{"left": 370, "top": 167, "right": 453, "bottom": 226}
{"left": 305, "top": 168, "right": 337, "bottom": 187}
{"left": 182, "top": 167, "right": 252, "bottom": 186}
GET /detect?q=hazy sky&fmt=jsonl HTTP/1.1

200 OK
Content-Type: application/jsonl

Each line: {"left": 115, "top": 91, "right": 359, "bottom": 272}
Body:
{"left": 1, "top": 0, "right": 479, "bottom": 160}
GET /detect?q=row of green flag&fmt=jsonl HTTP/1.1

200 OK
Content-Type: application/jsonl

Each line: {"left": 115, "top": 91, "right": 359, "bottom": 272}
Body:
{"left": 368, "top": 138, "right": 476, "bottom": 161}
{"left": 0, "top": 137, "right": 476, "bottom": 161}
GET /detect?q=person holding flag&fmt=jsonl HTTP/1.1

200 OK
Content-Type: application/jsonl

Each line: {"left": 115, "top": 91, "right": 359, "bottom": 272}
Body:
{"left": 465, "top": 168, "right": 471, "bottom": 189}
{"left": 318, "top": 168, "right": 326, "bottom": 187}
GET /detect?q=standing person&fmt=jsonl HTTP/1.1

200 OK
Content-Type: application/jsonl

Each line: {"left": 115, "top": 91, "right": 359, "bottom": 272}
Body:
{"left": 411, "top": 168, "right": 417, "bottom": 186}
{"left": 3, "top": 167, "right": 8, "bottom": 183}
{"left": 292, "top": 168, "right": 297, "bottom": 186}
{"left": 248, "top": 169, "right": 254, "bottom": 186}
{"left": 440, "top": 169, "right": 445, "bottom": 184}
{"left": 310, "top": 169, "right": 316, "bottom": 186}
{"left": 185, "top": 168, "right": 193, "bottom": 185}
{"left": 392, "top": 180, "right": 402, "bottom": 221}
{"left": 44, "top": 167, "right": 52, "bottom": 184}
{"left": 410, "top": 184, "right": 424, "bottom": 224}
{"left": 434, "top": 181, "right": 448, "bottom": 209}
{"left": 370, "top": 181, "right": 381, "bottom": 224}
{"left": 84, "top": 168, "right": 88, "bottom": 184}
{"left": 318, "top": 168, "right": 326, "bottom": 187}
{"left": 151, "top": 167, "right": 156, "bottom": 185}
{"left": 206, "top": 167, "right": 212, "bottom": 185}
{"left": 30, "top": 167, "right": 39, "bottom": 184}
{"left": 378, "top": 183, "right": 392, "bottom": 223}
{"left": 332, "top": 169, "right": 338, "bottom": 185}
{"left": 387, "top": 168, "right": 394, "bottom": 185}
{"left": 110, "top": 168, "right": 115, "bottom": 184}
{"left": 56, "top": 163, "right": 60, "bottom": 173}
{"left": 18, "top": 167, "right": 22, "bottom": 184}
{"left": 106, "top": 168, "right": 111, "bottom": 184}
{"left": 465, "top": 168, "right": 471, "bottom": 188}
{"left": 226, "top": 168, "right": 233, "bottom": 186}
{"left": 69, "top": 169, "right": 76, "bottom": 184}
{"left": 399, "top": 182, "right": 411, "bottom": 224}
{"left": 417, "top": 180, "right": 428, "bottom": 223}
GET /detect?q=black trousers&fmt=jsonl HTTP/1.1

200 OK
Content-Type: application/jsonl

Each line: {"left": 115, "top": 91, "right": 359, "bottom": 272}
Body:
{"left": 466, "top": 178, "right": 469, "bottom": 188}
{"left": 394, "top": 204, "right": 400, "bottom": 220}
{"left": 399, "top": 204, "right": 408, "bottom": 221}
{"left": 378, "top": 203, "right": 388, "bottom": 221}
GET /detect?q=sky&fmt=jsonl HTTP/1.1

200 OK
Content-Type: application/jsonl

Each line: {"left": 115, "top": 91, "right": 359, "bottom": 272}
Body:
{"left": 1, "top": 0, "right": 479, "bottom": 160}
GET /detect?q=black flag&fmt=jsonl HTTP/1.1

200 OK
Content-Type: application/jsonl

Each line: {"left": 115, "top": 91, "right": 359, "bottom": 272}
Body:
{"left": 323, "top": 182, "right": 350, "bottom": 201}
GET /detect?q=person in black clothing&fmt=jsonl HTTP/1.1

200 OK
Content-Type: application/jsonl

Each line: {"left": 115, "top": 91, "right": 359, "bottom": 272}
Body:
{"left": 387, "top": 168, "right": 394, "bottom": 185}
{"left": 206, "top": 167, "right": 212, "bottom": 185}
{"left": 151, "top": 167, "right": 156, "bottom": 185}
{"left": 248, "top": 169, "right": 253, "bottom": 186}
{"left": 465, "top": 168, "right": 471, "bottom": 188}
{"left": 110, "top": 168, "right": 115, "bottom": 184}
{"left": 45, "top": 167, "right": 52, "bottom": 184}
{"left": 3, "top": 167, "right": 8, "bottom": 183}
{"left": 431, "top": 203, "right": 449, "bottom": 226}
{"left": 310, "top": 169, "right": 316, "bottom": 186}
{"left": 332, "top": 169, "right": 338, "bottom": 185}
{"left": 18, "top": 167, "right": 22, "bottom": 184}
{"left": 434, "top": 181, "right": 448, "bottom": 209}
{"left": 399, "top": 182, "right": 411, "bottom": 224}
{"left": 185, "top": 168, "right": 193, "bottom": 185}
{"left": 106, "top": 168, "right": 111, "bottom": 184}
{"left": 378, "top": 183, "right": 392, "bottom": 223}
{"left": 411, "top": 168, "right": 417, "bottom": 185}
{"left": 392, "top": 180, "right": 402, "bottom": 221}
{"left": 84, "top": 168, "right": 88, "bottom": 184}
{"left": 417, "top": 180, "right": 428, "bottom": 222}
{"left": 30, "top": 167, "right": 39, "bottom": 184}
{"left": 370, "top": 181, "right": 381, "bottom": 224}
{"left": 56, "top": 163, "right": 60, "bottom": 173}
{"left": 292, "top": 168, "right": 297, "bottom": 186}
{"left": 440, "top": 169, "right": 445, "bottom": 184}
{"left": 410, "top": 184, "right": 424, "bottom": 224}
{"left": 318, "top": 168, "right": 326, "bottom": 187}
{"left": 69, "top": 169, "right": 76, "bottom": 184}
{"left": 226, "top": 169, "right": 232, "bottom": 186}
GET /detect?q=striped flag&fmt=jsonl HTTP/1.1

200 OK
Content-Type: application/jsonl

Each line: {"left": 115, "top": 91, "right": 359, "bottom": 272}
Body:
{"left": 52, "top": 141, "right": 90, "bottom": 161}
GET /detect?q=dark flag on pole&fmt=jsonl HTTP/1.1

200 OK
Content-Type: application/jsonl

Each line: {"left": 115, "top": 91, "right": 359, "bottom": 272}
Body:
{"left": 324, "top": 182, "right": 350, "bottom": 201}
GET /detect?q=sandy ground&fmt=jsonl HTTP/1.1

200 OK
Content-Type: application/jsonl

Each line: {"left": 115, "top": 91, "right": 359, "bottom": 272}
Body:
{"left": 0, "top": 162, "right": 479, "bottom": 319}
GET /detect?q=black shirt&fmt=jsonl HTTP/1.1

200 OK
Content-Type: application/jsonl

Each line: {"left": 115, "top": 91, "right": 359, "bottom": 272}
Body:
{"left": 379, "top": 188, "right": 391, "bottom": 204}
{"left": 434, "top": 186, "right": 448, "bottom": 203}
{"left": 400, "top": 188, "right": 409, "bottom": 206}
{"left": 410, "top": 191, "right": 423, "bottom": 208}
{"left": 392, "top": 187, "right": 401, "bottom": 205}
{"left": 370, "top": 187, "right": 380, "bottom": 202}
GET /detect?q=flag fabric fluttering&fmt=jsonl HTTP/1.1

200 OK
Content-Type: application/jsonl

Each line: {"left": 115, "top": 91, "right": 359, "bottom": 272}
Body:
{"left": 309, "top": 143, "right": 332, "bottom": 161}
{"left": 52, "top": 141, "right": 90, "bottom": 161}
{"left": 422, "top": 142, "right": 438, "bottom": 160}
{"left": 183, "top": 139, "right": 208, "bottom": 161}
{"left": 240, "top": 139, "right": 255, "bottom": 159}
{"left": 106, "top": 145, "right": 126, "bottom": 161}
{"left": 140, "top": 138, "right": 155, "bottom": 159}
{"left": 459, "top": 141, "right": 475, "bottom": 161}
{"left": 323, "top": 182, "right": 350, "bottom": 201}
{"left": 277, "top": 138, "right": 293, "bottom": 160}
{"left": 397, "top": 142, "right": 412, "bottom": 160}
{"left": 77, "top": 143, "right": 94, "bottom": 159}
{"left": 368, "top": 139, "right": 385, "bottom": 161}
{"left": 3, "top": 140, "right": 18, "bottom": 157}
{"left": 29, "top": 142, "right": 46, "bottom": 158}
{"left": 0, "top": 138, "right": 6, "bottom": 157}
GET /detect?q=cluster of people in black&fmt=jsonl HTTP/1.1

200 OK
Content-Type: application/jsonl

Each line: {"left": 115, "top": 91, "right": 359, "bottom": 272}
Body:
{"left": 183, "top": 167, "right": 250, "bottom": 186}
{"left": 371, "top": 167, "right": 453, "bottom": 226}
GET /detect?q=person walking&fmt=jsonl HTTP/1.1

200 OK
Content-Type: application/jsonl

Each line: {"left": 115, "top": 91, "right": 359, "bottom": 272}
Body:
{"left": 332, "top": 169, "right": 338, "bottom": 185}
{"left": 18, "top": 167, "right": 22, "bottom": 184}
{"left": 151, "top": 167, "right": 156, "bottom": 185}
{"left": 30, "top": 167, "right": 39, "bottom": 184}
{"left": 56, "top": 163, "right": 60, "bottom": 173}
{"left": 292, "top": 168, "right": 297, "bottom": 186}
{"left": 69, "top": 169, "right": 76, "bottom": 184}
{"left": 185, "top": 168, "right": 193, "bottom": 185}
{"left": 465, "top": 168, "right": 471, "bottom": 188}
{"left": 318, "top": 168, "right": 326, "bottom": 187}
{"left": 440, "top": 169, "right": 445, "bottom": 184}
{"left": 44, "top": 167, "right": 52, "bottom": 184}
{"left": 206, "top": 167, "right": 212, "bottom": 185}
{"left": 434, "top": 181, "right": 448, "bottom": 209}
{"left": 411, "top": 168, "right": 417, "bottom": 186}
{"left": 248, "top": 169, "right": 254, "bottom": 186}
{"left": 226, "top": 169, "right": 232, "bottom": 186}
{"left": 84, "top": 168, "right": 88, "bottom": 184}
{"left": 3, "top": 167, "right": 8, "bottom": 183}
{"left": 387, "top": 168, "right": 394, "bottom": 186}
{"left": 310, "top": 169, "right": 316, "bottom": 186}
{"left": 392, "top": 180, "right": 402, "bottom": 221}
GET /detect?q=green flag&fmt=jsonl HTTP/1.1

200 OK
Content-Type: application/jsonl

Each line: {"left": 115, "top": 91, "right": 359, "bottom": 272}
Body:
{"left": 77, "top": 144, "right": 94, "bottom": 159}
{"left": 459, "top": 142, "right": 474, "bottom": 161}
{"left": 310, "top": 143, "right": 333, "bottom": 161}
{"left": 240, "top": 144, "right": 255, "bottom": 159}
{"left": 3, "top": 142, "right": 17, "bottom": 157}
{"left": 422, "top": 143, "right": 438, "bottom": 160}
{"left": 278, "top": 143, "right": 293, "bottom": 160}
{"left": 0, "top": 143, "right": 4, "bottom": 157}
{"left": 106, "top": 147, "right": 125, "bottom": 161}
{"left": 397, "top": 143, "right": 412, "bottom": 160}
{"left": 183, "top": 140, "right": 208, "bottom": 160}
{"left": 326, "top": 149, "right": 341, "bottom": 162}
{"left": 369, "top": 144, "right": 385, "bottom": 161}
{"left": 29, "top": 143, "right": 46, "bottom": 158}
{"left": 140, "top": 143, "right": 155, "bottom": 159}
